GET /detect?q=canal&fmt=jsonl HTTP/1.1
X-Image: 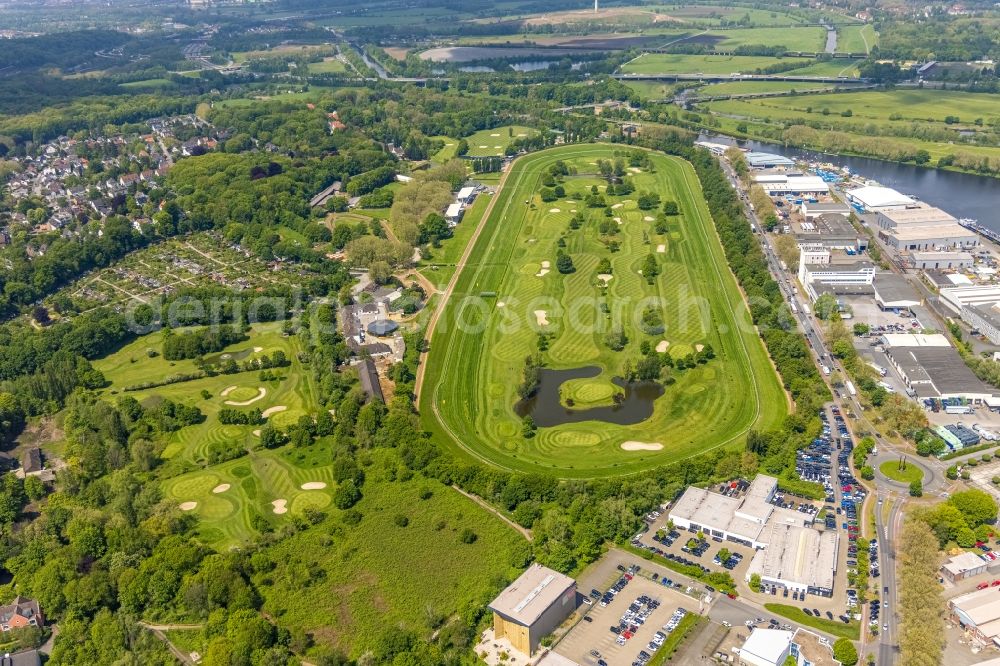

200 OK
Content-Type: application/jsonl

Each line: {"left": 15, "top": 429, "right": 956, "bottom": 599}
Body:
{"left": 700, "top": 134, "right": 999, "bottom": 231}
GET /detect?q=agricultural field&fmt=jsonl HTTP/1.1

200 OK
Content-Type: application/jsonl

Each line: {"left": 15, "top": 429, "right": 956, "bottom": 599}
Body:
{"left": 621, "top": 53, "right": 813, "bottom": 76}
{"left": 704, "top": 88, "right": 1000, "bottom": 128}
{"left": 420, "top": 145, "right": 787, "bottom": 477}
{"left": 647, "top": 4, "right": 810, "bottom": 26}
{"left": 708, "top": 26, "right": 828, "bottom": 52}
{"left": 837, "top": 23, "right": 878, "bottom": 54}
{"left": 695, "top": 81, "right": 843, "bottom": 96}
{"left": 256, "top": 463, "right": 527, "bottom": 657}
{"left": 230, "top": 44, "right": 334, "bottom": 64}
{"left": 780, "top": 58, "right": 861, "bottom": 77}
{"left": 306, "top": 57, "right": 347, "bottom": 74}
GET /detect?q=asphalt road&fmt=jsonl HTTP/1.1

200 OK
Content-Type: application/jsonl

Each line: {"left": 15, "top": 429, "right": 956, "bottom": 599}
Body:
{"left": 718, "top": 159, "right": 903, "bottom": 663}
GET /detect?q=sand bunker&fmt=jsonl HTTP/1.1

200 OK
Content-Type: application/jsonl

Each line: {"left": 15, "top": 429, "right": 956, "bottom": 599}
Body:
{"left": 517, "top": 133, "right": 527, "bottom": 137}
{"left": 224, "top": 387, "right": 266, "bottom": 406}
{"left": 490, "top": 133, "right": 500, "bottom": 137}
{"left": 220, "top": 385, "right": 237, "bottom": 397}
{"left": 656, "top": 244, "right": 666, "bottom": 253}
{"left": 598, "top": 273, "right": 614, "bottom": 284}
{"left": 565, "top": 200, "right": 576, "bottom": 204}
{"left": 541, "top": 260, "right": 551, "bottom": 268}
{"left": 614, "top": 217, "right": 622, "bottom": 225}
{"left": 536, "top": 269, "right": 550, "bottom": 277}
{"left": 549, "top": 208, "right": 561, "bottom": 213}
{"left": 301, "top": 482, "right": 327, "bottom": 490}
{"left": 478, "top": 144, "right": 487, "bottom": 148}
{"left": 212, "top": 484, "right": 230, "bottom": 494}
{"left": 253, "top": 346, "right": 263, "bottom": 353}
{"left": 612, "top": 203, "right": 624, "bottom": 209}
{"left": 656, "top": 340, "right": 670, "bottom": 353}
{"left": 262, "top": 405, "right": 288, "bottom": 418}
{"left": 570, "top": 209, "right": 577, "bottom": 213}
{"left": 644, "top": 216, "right": 655, "bottom": 221}
{"left": 179, "top": 502, "right": 198, "bottom": 511}
{"left": 534, "top": 310, "right": 550, "bottom": 326}
{"left": 621, "top": 441, "right": 663, "bottom": 451}
{"left": 252, "top": 429, "right": 261, "bottom": 437}
{"left": 696, "top": 344, "right": 705, "bottom": 352}
{"left": 628, "top": 167, "right": 642, "bottom": 173}
{"left": 272, "top": 499, "right": 288, "bottom": 515}
{"left": 497, "top": 301, "right": 506, "bottom": 308}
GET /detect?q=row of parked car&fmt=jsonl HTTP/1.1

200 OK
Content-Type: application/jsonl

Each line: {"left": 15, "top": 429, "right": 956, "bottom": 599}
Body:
{"left": 713, "top": 550, "right": 742, "bottom": 570}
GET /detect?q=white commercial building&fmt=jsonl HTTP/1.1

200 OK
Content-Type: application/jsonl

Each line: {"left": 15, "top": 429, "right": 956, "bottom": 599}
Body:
{"left": 754, "top": 173, "right": 829, "bottom": 195}
{"left": 798, "top": 246, "right": 876, "bottom": 301}
{"left": 734, "top": 627, "right": 841, "bottom": 666}
{"left": 845, "top": 185, "right": 914, "bottom": 211}
{"left": 746, "top": 523, "right": 839, "bottom": 596}
{"left": 940, "top": 285, "right": 1000, "bottom": 314}
{"left": 800, "top": 201, "right": 850, "bottom": 220}
{"left": 880, "top": 333, "right": 996, "bottom": 403}
{"left": 445, "top": 202, "right": 463, "bottom": 224}
{"left": 455, "top": 186, "right": 476, "bottom": 204}
{"left": 906, "top": 251, "right": 974, "bottom": 270}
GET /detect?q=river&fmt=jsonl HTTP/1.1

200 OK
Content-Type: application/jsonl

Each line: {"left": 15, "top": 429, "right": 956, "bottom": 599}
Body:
{"left": 699, "top": 134, "right": 999, "bottom": 230}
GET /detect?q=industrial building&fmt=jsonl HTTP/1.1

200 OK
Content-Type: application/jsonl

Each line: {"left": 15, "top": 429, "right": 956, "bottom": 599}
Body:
{"left": 800, "top": 201, "right": 850, "bottom": 221}
{"left": 792, "top": 213, "right": 866, "bottom": 251}
{"left": 734, "top": 627, "right": 841, "bottom": 666}
{"left": 745, "top": 522, "right": 839, "bottom": 596}
{"left": 935, "top": 423, "right": 981, "bottom": 450}
{"left": 961, "top": 303, "right": 1000, "bottom": 345}
{"left": 904, "top": 250, "right": 974, "bottom": 270}
{"left": 940, "top": 285, "right": 1000, "bottom": 314}
{"left": 941, "top": 551, "right": 989, "bottom": 583}
{"left": 746, "top": 152, "right": 795, "bottom": 168}
{"left": 872, "top": 274, "right": 921, "bottom": 310}
{"left": 949, "top": 586, "right": 1000, "bottom": 647}
{"left": 879, "top": 334, "right": 995, "bottom": 403}
{"left": 797, "top": 246, "right": 876, "bottom": 301}
{"left": 876, "top": 206, "right": 959, "bottom": 232}
{"left": 872, "top": 206, "right": 979, "bottom": 251}
{"left": 668, "top": 475, "right": 817, "bottom": 549}
{"left": 754, "top": 172, "right": 830, "bottom": 195}
{"left": 489, "top": 564, "right": 577, "bottom": 657}
{"left": 845, "top": 186, "right": 915, "bottom": 211}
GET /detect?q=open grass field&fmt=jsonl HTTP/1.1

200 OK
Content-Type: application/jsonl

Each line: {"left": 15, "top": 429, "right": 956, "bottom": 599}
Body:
{"left": 621, "top": 53, "right": 813, "bottom": 76}
{"left": 119, "top": 78, "right": 177, "bottom": 90}
{"left": 879, "top": 460, "right": 923, "bottom": 484}
{"left": 420, "top": 145, "right": 787, "bottom": 477}
{"left": 696, "top": 81, "right": 842, "bottom": 95}
{"left": 463, "top": 125, "right": 538, "bottom": 157}
{"left": 709, "top": 26, "right": 827, "bottom": 52}
{"left": 429, "top": 134, "right": 458, "bottom": 163}
{"left": 647, "top": 4, "right": 810, "bottom": 26}
{"left": 708, "top": 88, "right": 1000, "bottom": 126}
{"left": 306, "top": 57, "right": 347, "bottom": 74}
{"left": 837, "top": 23, "right": 878, "bottom": 54}
{"left": 256, "top": 462, "right": 527, "bottom": 658}
{"left": 623, "top": 80, "right": 678, "bottom": 100}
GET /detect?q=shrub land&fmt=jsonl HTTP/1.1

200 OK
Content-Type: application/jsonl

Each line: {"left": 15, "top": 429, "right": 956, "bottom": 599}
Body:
{"left": 422, "top": 144, "right": 787, "bottom": 477}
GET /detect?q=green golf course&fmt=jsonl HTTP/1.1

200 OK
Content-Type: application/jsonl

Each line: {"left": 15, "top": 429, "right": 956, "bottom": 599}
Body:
{"left": 420, "top": 145, "right": 787, "bottom": 477}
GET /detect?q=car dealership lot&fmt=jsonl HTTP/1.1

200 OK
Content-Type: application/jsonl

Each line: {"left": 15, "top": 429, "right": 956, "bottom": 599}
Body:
{"left": 555, "top": 575, "right": 693, "bottom": 666}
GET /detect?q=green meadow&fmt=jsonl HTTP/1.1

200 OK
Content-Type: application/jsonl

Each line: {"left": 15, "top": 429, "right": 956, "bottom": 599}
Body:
{"left": 464, "top": 125, "right": 539, "bottom": 157}
{"left": 421, "top": 145, "right": 787, "bottom": 477}
{"left": 621, "top": 53, "right": 812, "bottom": 75}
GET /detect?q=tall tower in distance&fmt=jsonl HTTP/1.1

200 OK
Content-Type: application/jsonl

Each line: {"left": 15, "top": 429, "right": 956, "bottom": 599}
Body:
{"left": 594, "top": 0, "right": 598, "bottom": 12}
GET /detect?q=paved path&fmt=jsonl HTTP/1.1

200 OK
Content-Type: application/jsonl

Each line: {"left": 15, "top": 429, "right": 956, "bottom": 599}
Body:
{"left": 451, "top": 485, "right": 531, "bottom": 540}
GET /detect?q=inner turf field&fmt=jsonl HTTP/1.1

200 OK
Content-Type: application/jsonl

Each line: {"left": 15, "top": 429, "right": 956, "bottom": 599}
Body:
{"left": 421, "top": 145, "right": 786, "bottom": 477}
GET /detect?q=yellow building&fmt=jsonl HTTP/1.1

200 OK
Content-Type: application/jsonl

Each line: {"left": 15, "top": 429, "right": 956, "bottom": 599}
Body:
{"left": 489, "top": 563, "right": 577, "bottom": 657}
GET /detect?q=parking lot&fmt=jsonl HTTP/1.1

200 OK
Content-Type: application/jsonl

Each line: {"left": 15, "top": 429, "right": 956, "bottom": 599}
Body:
{"left": 554, "top": 574, "right": 694, "bottom": 666}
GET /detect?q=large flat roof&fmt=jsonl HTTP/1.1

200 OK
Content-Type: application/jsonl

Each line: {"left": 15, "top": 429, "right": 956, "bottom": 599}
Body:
{"left": 880, "top": 333, "right": 951, "bottom": 347}
{"left": 746, "top": 152, "right": 795, "bottom": 167}
{"left": 952, "top": 586, "right": 1000, "bottom": 627}
{"left": 906, "top": 346, "right": 995, "bottom": 397}
{"left": 879, "top": 206, "right": 957, "bottom": 225}
{"left": 747, "top": 523, "right": 838, "bottom": 591}
{"left": 489, "top": 563, "right": 575, "bottom": 626}
{"left": 847, "top": 185, "right": 914, "bottom": 208}
{"left": 887, "top": 222, "right": 976, "bottom": 241}
{"left": 873, "top": 274, "right": 921, "bottom": 307}
{"left": 739, "top": 629, "right": 792, "bottom": 665}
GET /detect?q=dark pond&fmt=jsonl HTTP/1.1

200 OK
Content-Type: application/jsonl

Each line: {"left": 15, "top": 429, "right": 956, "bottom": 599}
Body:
{"left": 514, "top": 366, "right": 664, "bottom": 426}
{"left": 202, "top": 348, "right": 252, "bottom": 365}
